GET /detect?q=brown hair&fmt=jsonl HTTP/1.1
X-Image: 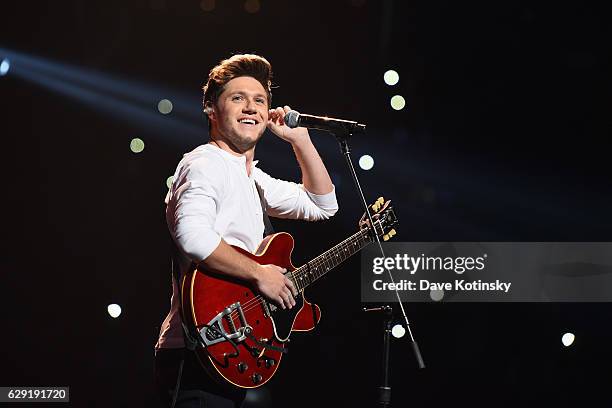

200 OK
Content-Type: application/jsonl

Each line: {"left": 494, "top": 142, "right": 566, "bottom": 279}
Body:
{"left": 202, "top": 54, "right": 273, "bottom": 115}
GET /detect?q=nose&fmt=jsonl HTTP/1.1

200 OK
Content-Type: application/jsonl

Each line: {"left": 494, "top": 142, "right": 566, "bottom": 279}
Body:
{"left": 243, "top": 98, "right": 257, "bottom": 113}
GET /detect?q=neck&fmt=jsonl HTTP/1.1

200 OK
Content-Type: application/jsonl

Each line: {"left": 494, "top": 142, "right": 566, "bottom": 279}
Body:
{"left": 290, "top": 228, "right": 372, "bottom": 292}
{"left": 209, "top": 139, "right": 255, "bottom": 176}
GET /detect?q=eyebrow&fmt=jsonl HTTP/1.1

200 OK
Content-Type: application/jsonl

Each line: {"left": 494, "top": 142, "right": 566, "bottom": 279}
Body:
{"left": 231, "top": 90, "right": 267, "bottom": 99}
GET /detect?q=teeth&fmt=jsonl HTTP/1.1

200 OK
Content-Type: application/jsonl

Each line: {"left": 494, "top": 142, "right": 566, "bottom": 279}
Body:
{"left": 239, "top": 119, "right": 256, "bottom": 125}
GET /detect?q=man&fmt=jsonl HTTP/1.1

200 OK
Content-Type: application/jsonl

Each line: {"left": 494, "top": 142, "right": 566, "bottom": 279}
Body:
{"left": 155, "top": 54, "right": 338, "bottom": 407}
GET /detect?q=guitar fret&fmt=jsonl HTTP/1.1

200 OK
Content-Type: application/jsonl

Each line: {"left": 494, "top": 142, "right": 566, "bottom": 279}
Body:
{"left": 293, "top": 228, "right": 371, "bottom": 290}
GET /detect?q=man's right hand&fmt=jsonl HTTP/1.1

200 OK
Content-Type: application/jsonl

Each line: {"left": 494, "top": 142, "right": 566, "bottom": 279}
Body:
{"left": 254, "top": 264, "right": 298, "bottom": 310}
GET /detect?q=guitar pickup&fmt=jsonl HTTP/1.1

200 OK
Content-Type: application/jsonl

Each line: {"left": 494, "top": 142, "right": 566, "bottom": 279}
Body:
{"left": 199, "top": 302, "right": 250, "bottom": 347}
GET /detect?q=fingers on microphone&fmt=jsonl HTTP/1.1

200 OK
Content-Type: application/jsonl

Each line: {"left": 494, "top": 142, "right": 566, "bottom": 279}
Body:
{"left": 274, "top": 107, "right": 285, "bottom": 125}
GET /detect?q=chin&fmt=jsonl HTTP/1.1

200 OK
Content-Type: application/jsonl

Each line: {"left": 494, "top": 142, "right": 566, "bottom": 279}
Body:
{"left": 236, "top": 131, "right": 264, "bottom": 148}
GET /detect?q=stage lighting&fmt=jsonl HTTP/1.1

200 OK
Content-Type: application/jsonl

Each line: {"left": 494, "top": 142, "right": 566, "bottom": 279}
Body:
{"left": 562, "top": 332, "right": 575, "bottom": 347}
{"left": 391, "top": 324, "right": 406, "bottom": 338}
{"left": 130, "top": 138, "right": 145, "bottom": 153}
{"left": 166, "top": 176, "right": 174, "bottom": 188}
{"left": 383, "top": 70, "right": 399, "bottom": 86}
{"left": 0, "top": 48, "right": 205, "bottom": 142}
{"left": 390, "top": 95, "right": 406, "bottom": 111}
{"left": 359, "top": 154, "right": 374, "bottom": 170}
{"left": 158, "top": 99, "right": 173, "bottom": 114}
{"left": 107, "top": 304, "right": 122, "bottom": 318}
{"left": 0, "top": 59, "right": 10, "bottom": 76}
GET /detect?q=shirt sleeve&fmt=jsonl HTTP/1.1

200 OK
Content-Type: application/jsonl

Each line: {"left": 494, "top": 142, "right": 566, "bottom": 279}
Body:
{"left": 253, "top": 167, "right": 339, "bottom": 221}
{"left": 165, "top": 155, "right": 226, "bottom": 262}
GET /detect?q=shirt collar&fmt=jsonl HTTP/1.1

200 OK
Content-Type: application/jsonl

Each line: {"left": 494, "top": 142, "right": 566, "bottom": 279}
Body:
{"left": 204, "top": 143, "right": 259, "bottom": 172}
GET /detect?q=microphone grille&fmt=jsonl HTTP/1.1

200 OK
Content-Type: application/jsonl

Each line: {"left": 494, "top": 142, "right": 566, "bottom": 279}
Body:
{"left": 284, "top": 110, "right": 300, "bottom": 128}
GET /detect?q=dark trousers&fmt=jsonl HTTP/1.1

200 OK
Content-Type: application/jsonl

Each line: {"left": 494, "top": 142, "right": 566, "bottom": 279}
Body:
{"left": 155, "top": 348, "right": 247, "bottom": 408}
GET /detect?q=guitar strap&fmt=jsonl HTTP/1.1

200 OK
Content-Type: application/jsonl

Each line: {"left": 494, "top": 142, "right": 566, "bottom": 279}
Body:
{"left": 255, "top": 181, "right": 275, "bottom": 237}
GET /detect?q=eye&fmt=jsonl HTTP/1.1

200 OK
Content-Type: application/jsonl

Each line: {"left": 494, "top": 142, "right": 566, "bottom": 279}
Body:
{"left": 232, "top": 95, "right": 244, "bottom": 101}
{"left": 255, "top": 97, "right": 266, "bottom": 104}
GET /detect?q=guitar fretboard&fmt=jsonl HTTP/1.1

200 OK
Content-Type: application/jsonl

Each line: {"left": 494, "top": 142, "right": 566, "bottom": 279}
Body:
{"left": 290, "top": 228, "right": 372, "bottom": 292}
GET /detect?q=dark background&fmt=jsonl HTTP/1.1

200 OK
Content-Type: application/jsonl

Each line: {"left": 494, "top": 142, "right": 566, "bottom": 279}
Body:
{"left": 1, "top": 0, "right": 611, "bottom": 406}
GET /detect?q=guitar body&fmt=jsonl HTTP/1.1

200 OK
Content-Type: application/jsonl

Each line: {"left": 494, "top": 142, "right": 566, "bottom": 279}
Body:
{"left": 181, "top": 232, "right": 322, "bottom": 389}
{"left": 180, "top": 198, "right": 397, "bottom": 389}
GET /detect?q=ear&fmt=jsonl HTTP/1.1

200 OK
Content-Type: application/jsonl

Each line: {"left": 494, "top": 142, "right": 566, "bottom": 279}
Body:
{"left": 204, "top": 101, "right": 215, "bottom": 120}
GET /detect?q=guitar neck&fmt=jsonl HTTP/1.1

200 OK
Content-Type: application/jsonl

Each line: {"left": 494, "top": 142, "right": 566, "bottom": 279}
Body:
{"left": 291, "top": 228, "right": 372, "bottom": 291}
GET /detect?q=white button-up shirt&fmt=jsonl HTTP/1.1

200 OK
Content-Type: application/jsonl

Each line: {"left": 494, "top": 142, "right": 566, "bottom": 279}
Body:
{"left": 156, "top": 143, "right": 338, "bottom": 349}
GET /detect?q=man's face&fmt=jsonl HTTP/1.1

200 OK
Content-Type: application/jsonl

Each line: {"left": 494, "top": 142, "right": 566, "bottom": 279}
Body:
{"left": 210, "top": 76, "right": 269, "bottom": 152}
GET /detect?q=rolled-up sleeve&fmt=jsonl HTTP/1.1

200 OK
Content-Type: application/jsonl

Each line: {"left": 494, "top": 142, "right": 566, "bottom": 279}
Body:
{"left": 253, "top": 167, "right": 339, "bottom": 221}
{"left": 165, "top": 156, "right": 226, "bottom": 262}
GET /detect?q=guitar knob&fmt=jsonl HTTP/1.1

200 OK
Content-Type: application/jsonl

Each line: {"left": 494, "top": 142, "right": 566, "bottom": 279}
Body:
{"left": 252, "top": 373, "right": 263, "bottom": 384}
{"left": 265, "top": 358, "right": 276, "bottom": 368}
{"left": 237, "top": 362, "right": 248, "bottom": 373}
{"left": 250, "top": 348, "right": 261, "bottom": 358}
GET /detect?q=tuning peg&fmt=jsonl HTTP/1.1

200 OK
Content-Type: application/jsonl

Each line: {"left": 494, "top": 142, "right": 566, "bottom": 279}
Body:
{"left": 383, "top": 229, "right": 396, "bottom": 241}
{"left": 372, "top": 197, "right": 385, "bottom": 212}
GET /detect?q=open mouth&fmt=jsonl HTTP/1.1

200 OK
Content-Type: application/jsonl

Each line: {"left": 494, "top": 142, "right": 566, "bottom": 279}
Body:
{"left": 237, "top": 118, "right": 258, "bottom": 126}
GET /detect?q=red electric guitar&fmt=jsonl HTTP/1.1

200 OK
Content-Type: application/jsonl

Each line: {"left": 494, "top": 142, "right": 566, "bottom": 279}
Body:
{"left": 180, "top": 197, "right": 397, "bottom": 388}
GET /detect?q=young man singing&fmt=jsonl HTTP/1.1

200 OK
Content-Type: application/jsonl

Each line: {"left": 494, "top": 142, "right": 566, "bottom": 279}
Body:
{"left": 155, "top": 54, "right": 338, "bottom": 407}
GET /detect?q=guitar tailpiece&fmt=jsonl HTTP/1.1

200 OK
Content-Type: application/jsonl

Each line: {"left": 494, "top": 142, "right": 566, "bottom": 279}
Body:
{"left": 199, "top": 302, "right": 249, "bottom": 347}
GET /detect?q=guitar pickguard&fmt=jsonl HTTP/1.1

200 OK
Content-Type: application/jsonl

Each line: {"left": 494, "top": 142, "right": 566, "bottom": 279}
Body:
{"left": 267, "top": 294, "right": 305, "bottom": 342}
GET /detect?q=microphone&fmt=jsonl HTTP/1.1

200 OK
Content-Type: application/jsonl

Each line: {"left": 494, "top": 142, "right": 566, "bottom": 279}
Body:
{"left": 284, "top": 110, "right": 366, "bottom": 135}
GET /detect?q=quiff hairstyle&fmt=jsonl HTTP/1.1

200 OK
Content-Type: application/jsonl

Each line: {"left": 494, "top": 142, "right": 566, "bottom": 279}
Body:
{"left": 202, "top": 54, "right": 273, "bottom": 130}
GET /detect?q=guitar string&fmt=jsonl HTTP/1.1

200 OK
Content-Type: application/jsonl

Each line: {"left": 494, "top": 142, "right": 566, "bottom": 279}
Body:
{"left": 225, "top": 227, "right": 370, "bottom": 316}
{"left": 226, "top": 232, "right": 366, "bottom": 320}
{"left": 225, "top": 219, "right": 383, "bottom": 320}
{"left": 224, "top": 234, "right": 367, "bottom": 328}
{"left": 224, "top": 218, "right": 384, "bottom": 320}
{"left": 224, "top": 226, "right": 376, "bottom": 322}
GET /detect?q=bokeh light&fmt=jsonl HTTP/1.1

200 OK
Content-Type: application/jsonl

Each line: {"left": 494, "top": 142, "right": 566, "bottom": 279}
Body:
{"left": 359, "top": 154, "right": 374, "bottom": 170}
{"left": 130, "top": 138, "right": 145, "bottom": 153}
{"left": 390, "top": 95, "right": 406, "bottom": 111}
{"left": 383, "top": 70, "right": 399, "bottom": 86}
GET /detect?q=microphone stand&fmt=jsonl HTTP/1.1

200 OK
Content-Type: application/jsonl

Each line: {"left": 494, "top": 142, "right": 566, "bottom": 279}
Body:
{"left": 334, "top": 132, "right": 425, "bottom": 407}
{"left": 363, "top": 305, "right": 393, "bottom": 407}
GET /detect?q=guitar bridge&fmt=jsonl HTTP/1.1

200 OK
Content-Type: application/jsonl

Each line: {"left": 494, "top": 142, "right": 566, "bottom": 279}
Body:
{"left": 199, "top": 302, "right": 250, "bottom": 347}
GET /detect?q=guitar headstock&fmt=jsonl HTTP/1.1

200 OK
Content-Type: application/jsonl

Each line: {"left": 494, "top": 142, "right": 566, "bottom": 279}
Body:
{"left": 359, "top": 197, "right": 398, "bottom": 241}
